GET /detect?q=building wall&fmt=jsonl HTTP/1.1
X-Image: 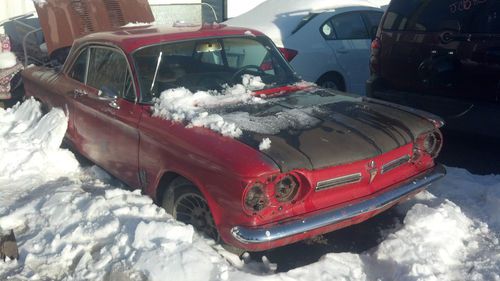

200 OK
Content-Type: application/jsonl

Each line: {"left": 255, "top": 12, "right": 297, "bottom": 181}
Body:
{"left": 0, "top": 0, "right": 35, "bottom": 22}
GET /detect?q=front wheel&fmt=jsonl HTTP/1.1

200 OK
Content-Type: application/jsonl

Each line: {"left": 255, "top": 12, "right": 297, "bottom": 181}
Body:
{"left": 162, "top": 178, "right": 246, "bottom": 256}
{"left": 163, "top": 179, "right": 219, "bottom": 241}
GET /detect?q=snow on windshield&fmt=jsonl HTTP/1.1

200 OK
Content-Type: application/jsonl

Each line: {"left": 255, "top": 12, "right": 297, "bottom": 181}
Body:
{"left": 152, "top": 76, "right": 322, "bottom": 138}
{"left": 0, "top": 99, "right": 499, "bottom": 280}
{"left": 152, "top": 79, "right": 265, "bottom": 138}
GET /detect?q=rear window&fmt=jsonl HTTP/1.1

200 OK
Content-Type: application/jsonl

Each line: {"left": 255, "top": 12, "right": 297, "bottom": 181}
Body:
{"left": 382, "top": 0, "right": 500, "bottom": 33}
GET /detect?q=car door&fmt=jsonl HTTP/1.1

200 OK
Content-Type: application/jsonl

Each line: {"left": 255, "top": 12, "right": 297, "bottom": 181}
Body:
{"left": 70, "top": 45, "right": 142, "bottom": 188}
{"left": 321, "top": 11, "right": 382, "bottom": 95}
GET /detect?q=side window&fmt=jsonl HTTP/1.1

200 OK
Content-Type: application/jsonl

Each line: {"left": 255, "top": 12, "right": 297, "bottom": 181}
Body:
{"left": 322, "top": 12, "right": 369, "bottom": 40}
{"left": 87, "top": 47, "right": 135, "bottom": 100}
{"left": 363, "top": 11, "right": 384, "bottom": 36}
{"left": 69, "top": 49, "right": 88, "bottom": 83}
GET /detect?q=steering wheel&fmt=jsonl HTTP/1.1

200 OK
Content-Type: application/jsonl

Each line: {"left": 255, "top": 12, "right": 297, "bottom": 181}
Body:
{"left": 231, "top": 65, "right": 266, "bottom": 82}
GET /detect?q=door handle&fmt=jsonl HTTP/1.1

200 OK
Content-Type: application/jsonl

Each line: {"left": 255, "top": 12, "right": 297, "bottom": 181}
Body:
{"left": 109, "top": 100, "right": 120, "bottom": 110}
{"left": 73, "top": 89, "right": 87, "bottom": 98}
{"left": 337, "top": 48, "right": 349, "bottom": 54}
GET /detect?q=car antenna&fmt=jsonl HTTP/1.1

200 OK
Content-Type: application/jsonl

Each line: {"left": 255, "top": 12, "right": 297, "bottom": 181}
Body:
{"left": 150, "top": 51, "right": 163, "bottom": 94}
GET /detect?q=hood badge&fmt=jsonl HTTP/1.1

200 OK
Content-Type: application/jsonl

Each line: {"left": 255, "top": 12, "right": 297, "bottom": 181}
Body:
{"left": 368, "top": 160, "right": 377, "bottom": 184}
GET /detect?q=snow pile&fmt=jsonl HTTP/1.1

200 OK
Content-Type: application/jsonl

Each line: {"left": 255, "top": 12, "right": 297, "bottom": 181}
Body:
{"left": 0, "top": 99, "right": 498, "bottom": 280}
{"left": 0, "top": 99, "right": 79, "bottom": 209}
{"left": 152, "top": 82, "right": 264, "bottom": 138}
{"left": 0, "top": 51, "right": 17, "bottom": 69}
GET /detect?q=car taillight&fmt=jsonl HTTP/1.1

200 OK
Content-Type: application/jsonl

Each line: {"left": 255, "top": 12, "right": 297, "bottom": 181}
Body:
{"left": 371, "top": 37, "right": 381, "bottom": 51}
{"left": 244, "top": 183, "right": 269, "bottom": 213}
{"left": 370, "top": 37, "right": 381, "bottom": 75}
{"left": 274, "top": 175, "right": 299, "bottom": 202}
{"left": 414, "top": 130, "right": 443, "bottom": 158}
{"left": 278, "top": 47, "right": 298, "bottom": 62}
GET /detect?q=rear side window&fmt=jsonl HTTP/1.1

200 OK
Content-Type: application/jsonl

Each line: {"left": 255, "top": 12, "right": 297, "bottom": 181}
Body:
{"left": 321, "top": 12, "right": 381, "bottom": 40}
{"left": 69, "top": 49, "right": 88, "bottom": 83}
{"left": 331, "top": 13, "right": 369, "bottom": 39}
{"left": 383, "top": 0, "right": 500, "bottom": 33}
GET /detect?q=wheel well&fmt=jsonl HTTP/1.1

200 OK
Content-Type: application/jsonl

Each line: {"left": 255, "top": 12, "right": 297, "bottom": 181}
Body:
{"left": 155, "top": 172, "right": 182, "bottom": 204}
{"left": 317, "top": 71, "right": 346, "bottom": 91}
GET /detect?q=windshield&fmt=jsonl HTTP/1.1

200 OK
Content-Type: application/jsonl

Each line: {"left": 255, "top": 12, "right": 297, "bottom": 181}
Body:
{"left": 133, "top": 36, "right": 300, "bottom": 103}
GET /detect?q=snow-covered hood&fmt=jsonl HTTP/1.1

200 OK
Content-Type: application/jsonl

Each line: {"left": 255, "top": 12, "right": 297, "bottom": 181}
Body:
{"left": 220, "top": 89, "right": 435, "bottom": 172}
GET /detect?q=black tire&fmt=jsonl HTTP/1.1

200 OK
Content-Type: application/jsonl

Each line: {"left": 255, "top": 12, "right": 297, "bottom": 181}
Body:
{"left": 162, "top": 178, "right": 220, "bottom": 242}
{"left": 162, "top": 178, "right": 246, "bottom": 256}
{"left": 317, "top": 74, "right": 344, "bottom": 91}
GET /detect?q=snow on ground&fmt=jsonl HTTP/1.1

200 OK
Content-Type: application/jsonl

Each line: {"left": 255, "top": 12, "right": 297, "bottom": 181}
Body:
{"left": 0, "top": 99, "right": 499, "bottom": 281}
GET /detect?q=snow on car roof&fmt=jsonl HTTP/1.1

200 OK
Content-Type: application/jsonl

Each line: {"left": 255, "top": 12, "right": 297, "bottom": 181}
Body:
{"left": 225, "top": 0, "right": 386, "bottom": 46}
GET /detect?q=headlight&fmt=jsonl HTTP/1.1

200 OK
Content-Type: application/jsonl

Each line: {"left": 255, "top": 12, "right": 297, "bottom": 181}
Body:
{"left": 274, "top": 175, "right": 299, "bottom": 202}
{"left": 244, "top": 184, "right": 268, "bottom": 212}
{"left": 416, "top": 130, "right": 443, "bottom": 158}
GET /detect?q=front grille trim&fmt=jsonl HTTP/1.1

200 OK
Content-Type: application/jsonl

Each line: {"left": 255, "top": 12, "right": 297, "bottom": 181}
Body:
{"left": 316, "top": 173, "right": 362, "bottom": 191}
{"left": 381, "top": 155, "right": 410, "bottom": 174}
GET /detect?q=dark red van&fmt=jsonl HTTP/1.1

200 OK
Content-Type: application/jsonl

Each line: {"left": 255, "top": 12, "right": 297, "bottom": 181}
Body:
{"left": 367, "top": 0, "right": 500, "bottom": 138}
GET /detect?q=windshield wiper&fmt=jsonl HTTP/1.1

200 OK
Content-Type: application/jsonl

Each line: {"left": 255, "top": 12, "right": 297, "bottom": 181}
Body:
{"left": 150, "top": 51, "right": 163, "bottom": 94}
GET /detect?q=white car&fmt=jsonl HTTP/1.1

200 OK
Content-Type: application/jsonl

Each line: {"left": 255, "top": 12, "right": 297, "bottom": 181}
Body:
{"left": 225, "top": 0, "right": 385, "bottom": 95}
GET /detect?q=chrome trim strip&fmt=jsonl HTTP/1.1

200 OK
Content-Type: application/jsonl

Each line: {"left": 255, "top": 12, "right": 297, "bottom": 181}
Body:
{"left": 381, "top": 155, "right": 410, "bottom": 174}
{"left": 316, "top": 173, "right": 362, "bottom": 191}
{"left": 231, "top": 164, "right": 446, "bottom": 244}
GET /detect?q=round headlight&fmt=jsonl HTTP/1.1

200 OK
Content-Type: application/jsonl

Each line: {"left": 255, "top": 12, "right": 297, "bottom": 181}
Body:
{"left": 244, "top": 184, "right": 268, "bottom": 212}
{"left": 417, "top": 130, "right": 443, "bottom": 158}
{"left": 274, "top": 175, "right": 299, "bottom": 202}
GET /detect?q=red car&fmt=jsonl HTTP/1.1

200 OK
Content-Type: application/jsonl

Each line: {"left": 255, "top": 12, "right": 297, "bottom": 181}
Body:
{"left": 22, "top": 1, "right": 445, "bottom": 253}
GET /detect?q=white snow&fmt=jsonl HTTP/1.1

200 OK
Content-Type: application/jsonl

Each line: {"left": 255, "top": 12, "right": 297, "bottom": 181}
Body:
{"left": 0, "top": 51, "right": 17, "bottom": 69}
{"left": 259, "top": 138, "right": 271, "bottom": 151}
{"left": 152, "top": 81, "right": 265, "bottom": 138}
{"left": 0, "top": 99, "right": 499, "bottom": 280}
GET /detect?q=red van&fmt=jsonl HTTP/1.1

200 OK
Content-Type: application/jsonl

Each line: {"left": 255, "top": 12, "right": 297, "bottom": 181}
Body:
{"left": 367, "top": 0, "right": 500, "bottom": 138}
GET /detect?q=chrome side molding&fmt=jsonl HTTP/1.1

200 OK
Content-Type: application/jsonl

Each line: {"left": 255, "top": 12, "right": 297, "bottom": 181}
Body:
{"left": 316, "top": 173, "right": 362, "bottom": 191}
{"left": 381, "top": 155, "right": 410, "bottom": 174}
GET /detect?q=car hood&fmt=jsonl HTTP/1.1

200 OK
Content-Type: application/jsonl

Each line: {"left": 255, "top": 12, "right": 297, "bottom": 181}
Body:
{"left": 219, "top": 89, "right": 436, "bottom": 172}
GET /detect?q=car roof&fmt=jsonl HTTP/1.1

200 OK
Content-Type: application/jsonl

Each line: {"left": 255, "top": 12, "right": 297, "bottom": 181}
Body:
{"left": 74, "top": 24, "right": 265, "bottom": 53}
{"left": 225, "top": 0, "right": 385, "bottom": 46}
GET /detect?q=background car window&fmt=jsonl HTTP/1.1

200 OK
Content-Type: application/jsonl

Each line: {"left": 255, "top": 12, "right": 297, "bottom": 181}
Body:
{"left": 362, "top": 11, "right": 384, "bottom": 36}
{"left": 223, "top": 38, "right": 269, "bottom": 70}
{"left": 69, "top": 49, "right": 88, "bottom": 83}
{"left": 325, "top": 12, "right": 369, "bottom": 40}
{"left": 383, "top": 0, "right": 499, "bottom": 33}
{"left": 87, "top": 48, "right": 134, "bottom": 100}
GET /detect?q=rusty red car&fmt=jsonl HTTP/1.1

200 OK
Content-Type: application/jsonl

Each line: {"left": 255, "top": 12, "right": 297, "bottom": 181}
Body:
{"left": 22, "top": 0, "right": 446, "bottom": 253}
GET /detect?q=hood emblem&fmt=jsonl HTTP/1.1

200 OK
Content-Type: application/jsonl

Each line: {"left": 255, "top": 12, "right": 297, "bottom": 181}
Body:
{"left": 367, "top": 160, "right": 377, "bottom": 184}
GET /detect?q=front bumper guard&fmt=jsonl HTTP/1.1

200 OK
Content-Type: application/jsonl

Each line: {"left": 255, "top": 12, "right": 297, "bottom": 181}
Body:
{"left": 231, "top": 164, "right": 446, "bottom": 244}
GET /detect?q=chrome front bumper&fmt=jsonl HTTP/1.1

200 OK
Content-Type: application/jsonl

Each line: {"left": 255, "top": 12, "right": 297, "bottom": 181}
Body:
{"left": 231, "top": 164, "right": 446, "bottom": 244}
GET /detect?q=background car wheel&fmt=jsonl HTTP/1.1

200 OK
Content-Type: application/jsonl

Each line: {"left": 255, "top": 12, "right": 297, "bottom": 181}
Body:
{"left": 317, "top": 73, "right": 345, "bottom": 91}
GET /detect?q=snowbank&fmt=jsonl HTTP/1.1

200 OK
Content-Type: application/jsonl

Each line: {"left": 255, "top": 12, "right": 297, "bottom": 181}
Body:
{"left": 0, "top": 99, "right": 498, "bottom": 280}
